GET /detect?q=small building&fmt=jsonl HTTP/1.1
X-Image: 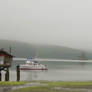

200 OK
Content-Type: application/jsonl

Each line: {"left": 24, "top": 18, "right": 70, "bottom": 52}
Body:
{"left": 0, "top": 49, "right": 13, "bottom": 67}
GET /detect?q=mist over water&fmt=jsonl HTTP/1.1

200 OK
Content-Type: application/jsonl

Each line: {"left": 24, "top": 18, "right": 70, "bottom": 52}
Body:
{"left": 7, "top": 60, "right": 92, "bottom": 81}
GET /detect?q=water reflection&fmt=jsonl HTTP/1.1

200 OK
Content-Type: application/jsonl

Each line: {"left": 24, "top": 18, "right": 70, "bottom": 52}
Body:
{"left": 9, "top": 61, "right": 92, "bottom": 81}
{"left": 0, "top": 87, "right": 11, "bottom": 92}
{"left": 21, "top": 70, "right": 48, "bottom": 81}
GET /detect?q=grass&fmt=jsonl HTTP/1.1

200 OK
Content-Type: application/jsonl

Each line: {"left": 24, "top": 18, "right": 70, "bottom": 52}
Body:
{"left": 11, "top": 86, "right": 83, "bottom": 92}
{"left": 0, "top": 81, "right": 28, "bottom": 86}
{"left": 46, "top": 81, "right": 92, "bottom": 87}
{"left": 10, "top": 81, "right": 92, "bottom": 92}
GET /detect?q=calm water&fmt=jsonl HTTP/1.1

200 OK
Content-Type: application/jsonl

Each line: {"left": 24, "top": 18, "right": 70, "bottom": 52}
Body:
{"left": 2, "top": 60, "right": 92, "bottom": 81}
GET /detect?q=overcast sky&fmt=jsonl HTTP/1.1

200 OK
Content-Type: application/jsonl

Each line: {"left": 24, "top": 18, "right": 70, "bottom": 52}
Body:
{"left": 0, "top": 0, "right": 92, "bottom": 50}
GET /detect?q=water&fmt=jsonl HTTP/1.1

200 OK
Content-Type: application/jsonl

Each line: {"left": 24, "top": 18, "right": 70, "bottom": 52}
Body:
{"left": 4, "top": 60, "right": 92, "bottom": 81}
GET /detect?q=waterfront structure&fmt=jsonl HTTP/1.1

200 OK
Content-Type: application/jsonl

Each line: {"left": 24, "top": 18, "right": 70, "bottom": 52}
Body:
{"left": 0, "top": 49, "right": 13, "bottom": 81}
{"left": 0, "top": 49, "right": 13, "bottom": 67}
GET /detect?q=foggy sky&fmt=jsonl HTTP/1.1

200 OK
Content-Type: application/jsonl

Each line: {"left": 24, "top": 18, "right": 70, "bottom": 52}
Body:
{"left": 0, "top": 0, "right": 92, "bottom": 50}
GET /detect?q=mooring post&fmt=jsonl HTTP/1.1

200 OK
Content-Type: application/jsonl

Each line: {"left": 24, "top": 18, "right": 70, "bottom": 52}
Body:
{"left": 5, "top": 67, "right": 9, "bottom": 81}
{"left": 0, "top": 70, "right": 2, "bottom": 81}
{"left": 16, "top": 65, "right": 20, "bottom": 81}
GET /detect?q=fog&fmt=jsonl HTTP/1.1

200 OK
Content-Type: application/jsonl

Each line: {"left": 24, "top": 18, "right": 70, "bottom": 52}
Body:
{"left": 0, "top": 0, "right": 92, "bottom": 50}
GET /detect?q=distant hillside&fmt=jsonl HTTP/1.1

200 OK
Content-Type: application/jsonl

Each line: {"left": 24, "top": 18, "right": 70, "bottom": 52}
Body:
{"left": 0, "top": 40, "right": 35, "bottom": 58}
{"left": 0, "top": 39, "right": 92, "bottom": 59}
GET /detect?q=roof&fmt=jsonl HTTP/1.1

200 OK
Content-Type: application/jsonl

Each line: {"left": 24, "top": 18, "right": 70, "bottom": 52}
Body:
{"left": 0, "top": 50, "right": 13, "bottom": 57}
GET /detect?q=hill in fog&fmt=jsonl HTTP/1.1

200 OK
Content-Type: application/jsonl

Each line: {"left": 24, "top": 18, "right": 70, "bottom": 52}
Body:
{"left": 0, "top": 39, "right": 91, "bottom": 59}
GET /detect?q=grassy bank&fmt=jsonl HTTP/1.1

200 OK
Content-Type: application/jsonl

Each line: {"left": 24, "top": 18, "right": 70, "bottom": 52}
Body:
{"left": 10, "top": 81, "right": 92, "bottom": 92}
{"left": 46, "top": 81, "right": 92, "bottom": 88}
{"left": 0, "top": 81, "right": 27, "bottom": 86}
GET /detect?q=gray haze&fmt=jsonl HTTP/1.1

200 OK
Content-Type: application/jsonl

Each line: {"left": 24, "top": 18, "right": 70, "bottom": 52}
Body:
{"left": 0, "top": 0, "right": 92, "bottom": 50}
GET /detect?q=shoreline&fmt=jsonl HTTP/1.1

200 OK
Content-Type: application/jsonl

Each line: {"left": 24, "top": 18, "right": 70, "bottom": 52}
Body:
{"left": 1, "top": 81, "right": 92, "bottom": 92}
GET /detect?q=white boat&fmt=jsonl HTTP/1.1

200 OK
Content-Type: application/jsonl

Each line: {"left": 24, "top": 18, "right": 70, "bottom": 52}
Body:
{"left": 20, "top": 58, "right": 48, "bottom": 70}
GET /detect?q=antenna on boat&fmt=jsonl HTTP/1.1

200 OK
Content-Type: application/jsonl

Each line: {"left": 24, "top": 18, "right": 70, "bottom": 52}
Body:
{"left": 9, "top": 46, "right": 12, "bottom": 54}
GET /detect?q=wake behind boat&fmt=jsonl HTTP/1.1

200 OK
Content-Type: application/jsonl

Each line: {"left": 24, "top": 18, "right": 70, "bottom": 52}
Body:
{"left": 20, "top": 58, "right": 48, "bottom": 70}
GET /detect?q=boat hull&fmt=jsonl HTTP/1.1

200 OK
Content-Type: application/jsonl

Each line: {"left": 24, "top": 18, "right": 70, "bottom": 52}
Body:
{"left": 20, "top": 68, "right": 48, "bottom": 70}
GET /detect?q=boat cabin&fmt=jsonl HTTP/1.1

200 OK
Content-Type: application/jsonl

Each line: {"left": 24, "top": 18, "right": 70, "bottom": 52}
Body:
{"left": 0, "top": 49, "right": 13, "bottom": 67}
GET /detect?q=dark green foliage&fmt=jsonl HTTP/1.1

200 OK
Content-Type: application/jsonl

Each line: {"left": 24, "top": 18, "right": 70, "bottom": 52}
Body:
{"left": 0, "top": 39, "right": 91, "bottom": 59}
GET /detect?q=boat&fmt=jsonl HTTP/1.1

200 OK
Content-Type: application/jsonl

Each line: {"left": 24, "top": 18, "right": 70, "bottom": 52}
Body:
{"left": 20, "top": 58, "right": 48, "bottom": 70}
{"left": 78, "top": 52, "right": 88, "bottom": 60}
